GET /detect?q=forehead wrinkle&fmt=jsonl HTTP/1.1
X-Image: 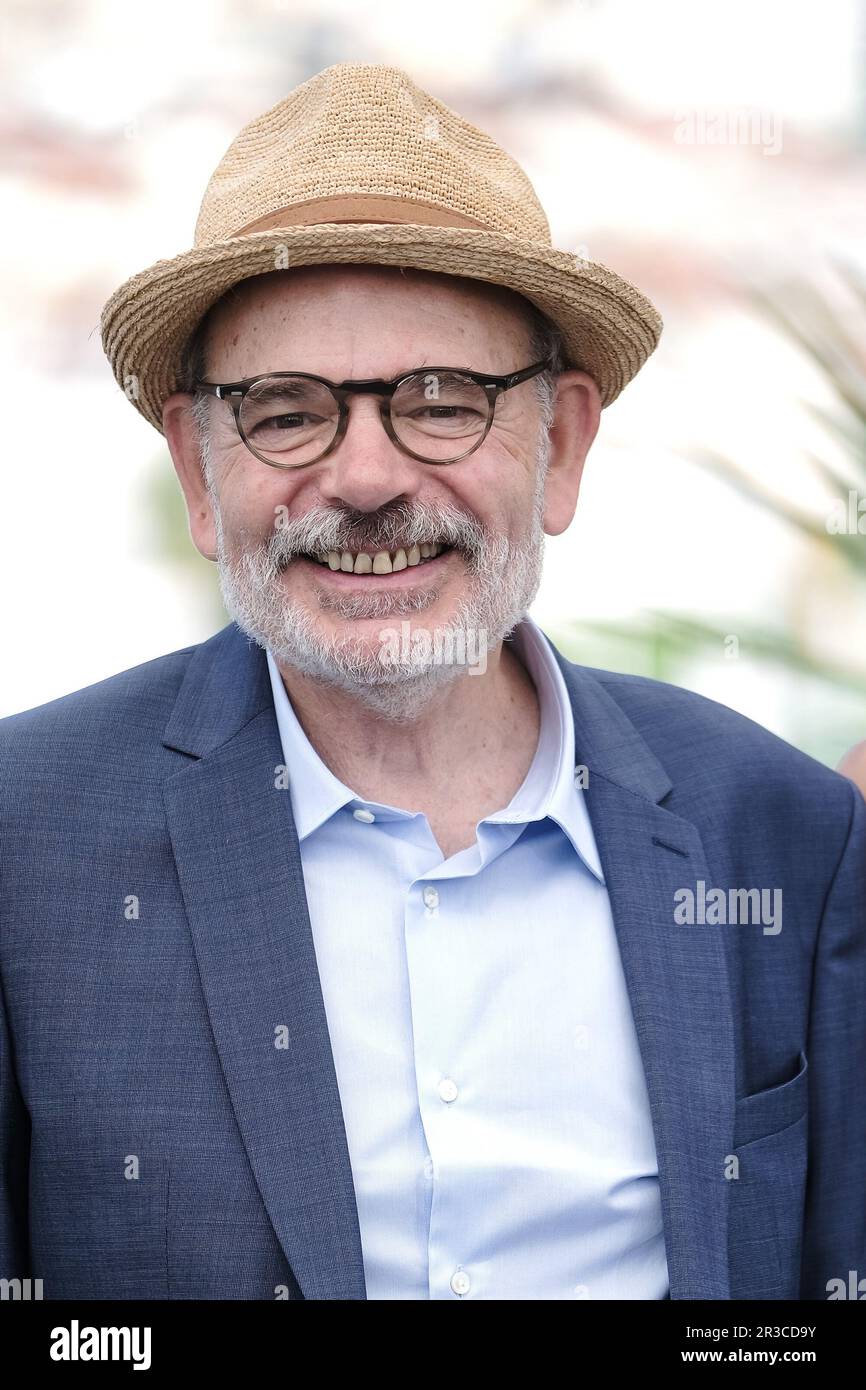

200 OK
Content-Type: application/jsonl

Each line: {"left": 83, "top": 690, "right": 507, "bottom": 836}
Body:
{"left": 200, "top": 267, "right": 536, "bottom": 381}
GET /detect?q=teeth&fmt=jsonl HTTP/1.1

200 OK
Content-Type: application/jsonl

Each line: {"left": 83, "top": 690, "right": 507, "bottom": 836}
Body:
{"left": 317, "top": 542, "right": 445, "bottom": 571}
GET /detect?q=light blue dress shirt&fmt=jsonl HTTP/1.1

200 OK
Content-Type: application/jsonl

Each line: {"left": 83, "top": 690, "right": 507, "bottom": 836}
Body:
{"left": 266, "top": 618, "right": 669, "bottom": 1300}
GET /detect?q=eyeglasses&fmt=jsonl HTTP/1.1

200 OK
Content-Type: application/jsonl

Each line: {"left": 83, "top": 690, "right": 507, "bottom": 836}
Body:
{"left": 193, "top": 358, "right": 553, "bottom": 468}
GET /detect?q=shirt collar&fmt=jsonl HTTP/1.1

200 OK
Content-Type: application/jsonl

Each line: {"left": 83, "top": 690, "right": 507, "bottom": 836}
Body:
{"left": 265, "top": 617, "right": 605, "bottom": 884}
{"left": 266, "top": 649, "right": 356, "bottom": 841}
{"left": 495, "top": 619, "right": 605, "bottom": 883}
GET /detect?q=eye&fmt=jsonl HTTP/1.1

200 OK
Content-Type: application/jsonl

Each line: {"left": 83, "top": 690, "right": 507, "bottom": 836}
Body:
{"left": 413, "top": 404, "right": 483, "bottom": 419}
{"left": 392, "top": 374, "right": 490, "bottom": 436}
{"left": 254, "top": 412, "right": 324, "bottom": 432}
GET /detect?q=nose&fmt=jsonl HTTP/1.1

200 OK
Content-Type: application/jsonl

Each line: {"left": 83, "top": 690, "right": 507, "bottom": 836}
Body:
{"left": 315, "top": 396, "right": 425, "bottom": 513}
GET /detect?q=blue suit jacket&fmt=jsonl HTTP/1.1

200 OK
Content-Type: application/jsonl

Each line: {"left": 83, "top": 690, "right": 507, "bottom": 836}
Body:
{"left": 1, "top": 621, "right": 864, "bottom": 1300}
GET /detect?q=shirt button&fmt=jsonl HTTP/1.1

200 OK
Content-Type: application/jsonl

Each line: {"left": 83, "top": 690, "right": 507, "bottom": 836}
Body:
{"left": 352, "top": 808, "right": 376, "bottom": 823}
{"left": 438, "top": 1077, "right": 458, "bottom": 1103}
{"left": 422, "top": 885, "right": 439, "bottom": 909}
{"left": 450, "top": 1269, "right": 471, "bottom": 1296}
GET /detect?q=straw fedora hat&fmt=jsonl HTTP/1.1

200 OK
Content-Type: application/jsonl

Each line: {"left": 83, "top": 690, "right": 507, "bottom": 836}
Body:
{"left": 100, "top": 62, "right": 662, "bottom": 434}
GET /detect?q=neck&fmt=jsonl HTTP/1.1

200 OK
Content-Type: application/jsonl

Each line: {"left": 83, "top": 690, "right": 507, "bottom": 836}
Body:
{"left": 274, "top": 634, "right": 541, "bottom": 850}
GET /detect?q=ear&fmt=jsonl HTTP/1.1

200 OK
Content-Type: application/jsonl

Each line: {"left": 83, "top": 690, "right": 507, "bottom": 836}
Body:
{"left": 162, "top": 393, "right": 217, "bottom": 561}
{"left": 542, "top": 370, "right": 602, "bottom": 535}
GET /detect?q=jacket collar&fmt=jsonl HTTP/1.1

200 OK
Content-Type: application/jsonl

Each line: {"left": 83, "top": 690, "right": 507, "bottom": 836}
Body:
{"left": 162, "top": 620, "right": 672, "bottom": 805}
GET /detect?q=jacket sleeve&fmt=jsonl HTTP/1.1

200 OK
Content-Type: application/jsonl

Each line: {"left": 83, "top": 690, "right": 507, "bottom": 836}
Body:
{"left": 800, "top": 779, "right": 866, "bottom": 1299}
{"left": 0, "top": 961, "right": 30, "bottom": 1282}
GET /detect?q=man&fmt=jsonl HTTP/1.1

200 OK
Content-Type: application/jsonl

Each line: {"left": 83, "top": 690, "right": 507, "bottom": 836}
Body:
{"left": 1, "top": 62, "right": 864, "bottom": 1302}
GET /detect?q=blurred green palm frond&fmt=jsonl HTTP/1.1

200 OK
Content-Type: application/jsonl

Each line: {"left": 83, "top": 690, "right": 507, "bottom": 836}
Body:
{"left": 566, "top": 611, "right": 866, "bottom": 698}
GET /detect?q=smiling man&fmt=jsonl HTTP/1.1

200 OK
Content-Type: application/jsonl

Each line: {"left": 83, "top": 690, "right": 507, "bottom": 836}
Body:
{"left": 1, "top": 63, "right": 864, "bottom": 1303}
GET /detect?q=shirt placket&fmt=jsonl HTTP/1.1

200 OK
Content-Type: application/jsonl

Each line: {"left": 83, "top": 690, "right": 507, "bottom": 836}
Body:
{"left": 403, "top": 823, "right": 524, "bottom": 1300}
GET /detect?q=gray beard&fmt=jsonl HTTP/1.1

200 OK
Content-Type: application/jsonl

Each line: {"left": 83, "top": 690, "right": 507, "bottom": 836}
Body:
{"left": 204, "top": 437, "right": 549, "bottom": 722}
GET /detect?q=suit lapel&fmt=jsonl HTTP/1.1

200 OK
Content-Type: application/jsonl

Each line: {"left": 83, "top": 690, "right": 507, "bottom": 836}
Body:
{"left": 554, "top": 648, "right": 735, "bottom": 1300}
{"left": 161, "top": 624, "right": 366, "bottom": 1300}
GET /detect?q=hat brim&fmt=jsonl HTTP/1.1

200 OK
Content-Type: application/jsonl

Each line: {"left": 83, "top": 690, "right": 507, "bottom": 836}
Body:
{"left": 100, "top": 222, "right": 662, "bottom": 432}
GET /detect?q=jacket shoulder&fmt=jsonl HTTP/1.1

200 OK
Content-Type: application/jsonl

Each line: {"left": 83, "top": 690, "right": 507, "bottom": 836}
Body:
{"left": 0, "top": 639, "right": 200, "bottom": 751}
{"left": 571, "top": 660, "right": 853, "bottom": 803}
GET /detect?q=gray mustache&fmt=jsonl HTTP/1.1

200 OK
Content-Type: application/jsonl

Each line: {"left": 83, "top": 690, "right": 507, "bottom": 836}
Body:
{"left": 267, "top": 501, "right": 488, "bottom": 567}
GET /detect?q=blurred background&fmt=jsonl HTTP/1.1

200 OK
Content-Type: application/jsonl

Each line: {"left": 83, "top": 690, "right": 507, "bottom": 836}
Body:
{"left": 2, "top": 0, "right": 865, "bottom": 766}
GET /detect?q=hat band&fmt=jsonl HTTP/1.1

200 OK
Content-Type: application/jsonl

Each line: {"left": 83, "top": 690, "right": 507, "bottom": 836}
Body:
{"left": 229, "top": 193, "right": 490, "bottom": 238}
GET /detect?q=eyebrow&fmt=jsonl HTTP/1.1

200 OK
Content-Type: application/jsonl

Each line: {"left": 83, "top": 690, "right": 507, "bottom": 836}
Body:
{"left": 246, "top": 379, "right": 316, "bottom": 402}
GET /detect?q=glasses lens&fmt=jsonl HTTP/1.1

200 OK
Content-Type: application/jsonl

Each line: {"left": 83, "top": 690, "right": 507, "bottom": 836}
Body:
{"left": 239, "top": 376, "right": 338, "bottom": 465}
{"left": 391, "top": 371, "right": 491, "bottom": 461}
